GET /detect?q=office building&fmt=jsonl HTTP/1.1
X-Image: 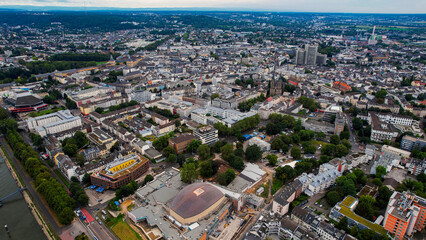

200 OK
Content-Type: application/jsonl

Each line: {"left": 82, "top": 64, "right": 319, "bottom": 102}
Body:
{"left": 295, "top": 44, "right": 327, "bottom": 66}
{"left": 381, "top": 145, "right": 411, "bottom": 158}
{"left": 384, "top": 192, "right": 426, "bottom": 240}
{"left": 168, "top": 134, "right": 196, "bottom": 154}
{"left": 370, "top": 113, "right": 399, "bottom": 142}
{"left": 330, "top": 196, "right": 388, "bottom": 236}
{"left": 193, "top": 126, "right": 219, "bottom": 145}
{"left": 90, "top": 153, "right": 150, "bottom": 189}
{"left": 401, "top": 135, "right": 426, "bottom": 152}
{"left": 27, "top": 110, "right": 82, "bottom": 137}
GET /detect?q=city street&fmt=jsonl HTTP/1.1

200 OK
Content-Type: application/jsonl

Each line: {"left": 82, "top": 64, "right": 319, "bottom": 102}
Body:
{"left": 345, "top": 115, "right": 362, "bottom": 153}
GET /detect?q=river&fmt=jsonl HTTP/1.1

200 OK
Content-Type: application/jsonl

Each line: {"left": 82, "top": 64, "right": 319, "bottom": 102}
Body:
{"left": 0, "top": 155, "right": 46, "bottom": 240}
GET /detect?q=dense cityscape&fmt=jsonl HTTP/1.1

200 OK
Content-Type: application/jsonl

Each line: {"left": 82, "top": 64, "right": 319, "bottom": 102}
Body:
{"left": 0, "top": 8, "right": 425, "bottom": 240}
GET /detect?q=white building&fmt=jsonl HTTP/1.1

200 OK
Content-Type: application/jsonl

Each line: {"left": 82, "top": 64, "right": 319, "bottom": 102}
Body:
{"left": 191, "top": 106, "right": 257, "bottom": 127}
{"left": 193, "top": 126, "right": 219, "bottom": 145}
{"left": 369, "top": 112, "right": 413, "bottom": 127}
{"left": 130, "top": 90, "right": 155, "bottom": 103}
{"left": 248, "top": 137, "right": 271, "bottom": 151}
{"left": 381, "top": 145, "right": 411, "bottom": 158}
{"left": 370, "top": 113, "right": 399, "bottom": 142}
{"left": 305, "top": 164, "right": 342, "bottom": 196}
{"left": 27, "top": 110, "right": 82, "bottom": 137}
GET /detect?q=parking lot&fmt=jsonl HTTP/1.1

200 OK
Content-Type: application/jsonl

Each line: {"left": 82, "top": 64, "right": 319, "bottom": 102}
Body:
{"left": 85, "top": 188, "right": 115, "bottom": 206}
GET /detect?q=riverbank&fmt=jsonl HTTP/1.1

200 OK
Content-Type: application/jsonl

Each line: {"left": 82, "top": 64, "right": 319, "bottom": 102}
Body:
{"left": 1, "top": 148, "right": 57, "bottom": 240}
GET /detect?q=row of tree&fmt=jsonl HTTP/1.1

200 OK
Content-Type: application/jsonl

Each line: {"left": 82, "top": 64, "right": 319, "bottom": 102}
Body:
{"left": 297, "top": 96, "right": 320, "bottom": 112}
{"left": 96, "top": 100, "right": 139, "bottom": 114}
{"left": 237, "top": 94, "right": 266, "bottom": 112}
{"left": 214, "top": 114, "right": 260, "bottom": 138}
{"left": 5, "top": 126, "right": 77, "bottom": 224}
{"left": 49, "top": 52, "right": 112, "bottom": 62}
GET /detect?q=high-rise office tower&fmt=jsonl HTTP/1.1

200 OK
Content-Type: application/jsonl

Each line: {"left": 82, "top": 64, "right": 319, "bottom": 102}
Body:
{"left": 295, "top": 44, "right": 326, "bottom": 66}
{"left": 305, "top": 45, "right": 318, "bottom": 65}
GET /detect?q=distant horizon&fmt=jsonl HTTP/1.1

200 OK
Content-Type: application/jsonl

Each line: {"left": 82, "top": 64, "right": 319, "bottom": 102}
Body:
{"left": 0, "top": 1, "right": 425, "bottom": 14}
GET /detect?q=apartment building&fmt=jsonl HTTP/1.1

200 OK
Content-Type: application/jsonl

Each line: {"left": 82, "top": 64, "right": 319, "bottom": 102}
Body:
{"left": 384, "top": 192, "right": 426, "bottom": 240}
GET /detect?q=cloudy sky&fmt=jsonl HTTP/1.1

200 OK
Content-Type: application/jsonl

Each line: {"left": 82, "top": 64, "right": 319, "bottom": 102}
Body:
{"left": 2, "top": 0, "right": 426, "bottom": 13}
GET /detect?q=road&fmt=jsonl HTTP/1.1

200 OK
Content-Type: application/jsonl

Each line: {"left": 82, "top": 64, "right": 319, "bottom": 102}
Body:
{"left": 0, "top": 137, "right": 63, "bottom": 235}
{"left": 86, "top": 202, "right": 117, "bottom": 240}
{"left": 345, "top": 115, "right": 362, "bottom": 153}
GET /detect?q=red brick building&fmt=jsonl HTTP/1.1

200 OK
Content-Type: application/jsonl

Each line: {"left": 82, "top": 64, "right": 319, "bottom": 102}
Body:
{"left": 168, "top": 134, "right": 196, "bottom": 154}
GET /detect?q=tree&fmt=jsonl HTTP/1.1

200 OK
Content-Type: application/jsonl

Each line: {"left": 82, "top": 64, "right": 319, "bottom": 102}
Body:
{"left": 163, "top": 145, "right": 176, "bottom": 157}
{"left": 234, "top": 148, "right": 244, "bottom": 157}
{"left": 355, "top": 196, "right": 376, "bottom": 221}
{"left": 372, "top": 178, "right": 383, "bottom": 187}
{"left": 330, "top": 135, "right": 340, "bottom": 145}
{"left": 199, "top": 160, "right": 218, "bottom": 178}
{"left": 76, "top": 154, "right": 85, "bottom": 167}
{"left": 275, "top": 165, "right": 296, "bottom": 182}
{"left": 376, "top": 166, "right": 386, "bottom": 179}
{"left": 271, "top": 137, "right": 285, "bottom": 151}
{"left": 220, "top": 144, "right": 234, "bottom": 161}
{"left": 339, "top": 131, "right": 350, "bottom": 140}
{"left": 229, "top": 155, "right": 245, "bottom": 171}
{"left": 376, "top": 186, "right": 392, "bottom": 208}
{"left": 375, "top": 89, "right": 387, "bottom": 99}
{"left": 180, "top": 162, "right": 198, "bottom": 183}
{"left": 63, "top": 143, "right": 78, "bottom": 157}
{"left": 166, "top": 154, "right": 177, "bottom": 163}
{"left": 304, "top": 145, "right": 317, "bottom": 154}
{"left": 358, "top": 229, "right": 378, "bottom": 240}
{"left": 336, "top": 217, "right": 349, "bottom": 232}
{"left": 177, "top": 154, "right": 186, "bottom": 167}
{"left": 0, "top": 107, "right": 8, "bottom": 120}
{"left": 350, "top": 226, "right": 358, "bottom": 237}
{"left": 186, "top": 139, "right": 201, "bottom": 153}
{"left": 77, "top": 194, "right": 89, "bottom": 206}
{"left": 153, "top": 135, "right": 169, "bottom": 151}
{"left": 341, "top": 139, "right": 351, "bottom": 149}
{"left": 75, "top": 233, "right": 89, "bottom": 240}
{"left": 143, "top": 174, "right": 154, "bottom": 184}
{"left": 326, "top": 191, "right": 341, "bottom": 206}
{"left": 335, "top": 144, "right": 349, "bottom": 157}
{"left": 266, "top": 154, "right": 278, "bottom": 166}
{"left": 352, "top": 117, "right": 363, "bottom": 130}
{"left": 217, "top": 169, "right": 236, "bottom": 186}
{"left": 197, "top": 144, "right": 211, "bottom": 161}
{"left": 95, "top": 107, "right": 104, "bottom": 114}
{"left": 417, "top": 172, "right": 426, "bottom": 183}
{"left": 210, "top": 93, "right": 220, "bottom": 100}
{"left": 291, "top": 146, "right": 301, "bottom": 159}
{"left": 74, "top": 131, "right": 89, "bottom": 148}
{"left": 110, "top": 141, "right": 120, "bottom": 153}
{"left": 245, "top": 145, "right": 262, "bottom": 162}
{"left": 316, "top": 131, "right": 326, "bottom": 140}
{"left": 321, "top": 144, "right": 336, "bottom": 156}
{"left": 65, "top": 98, "right": 77, "bottom": 109}
{"left": 340, "top": 178, "right": 357, "bottom": 196}
{"left": 82, "top": 173, "right": 91, "bottom": 185}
